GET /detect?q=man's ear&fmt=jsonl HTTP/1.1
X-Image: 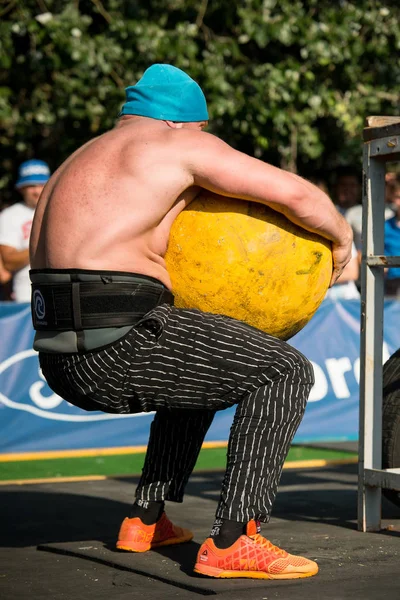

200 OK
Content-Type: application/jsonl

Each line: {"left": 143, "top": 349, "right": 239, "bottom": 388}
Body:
{"left": 165, "top": 121, "right": 184, "bottom": 129}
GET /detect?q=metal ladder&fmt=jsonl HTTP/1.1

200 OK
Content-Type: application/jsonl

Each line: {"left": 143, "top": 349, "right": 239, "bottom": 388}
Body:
{"left": 358, "top": 115, "right": 400, "bottom": 531}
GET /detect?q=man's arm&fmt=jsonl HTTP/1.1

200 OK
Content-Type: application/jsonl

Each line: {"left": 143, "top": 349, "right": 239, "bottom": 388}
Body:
{"left": 0, "top": 245, "right": 30, "bottom": 272}
{"left": 183, "top": 131, "right": 353, "bottom": 286}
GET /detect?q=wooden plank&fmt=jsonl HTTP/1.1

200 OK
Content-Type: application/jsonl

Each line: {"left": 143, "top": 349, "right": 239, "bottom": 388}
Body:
{"left": 366, "top": 116, "right": 400, "bottom": 128}
{"left": 364, "top": 115, "right": 400, "bottom": 142}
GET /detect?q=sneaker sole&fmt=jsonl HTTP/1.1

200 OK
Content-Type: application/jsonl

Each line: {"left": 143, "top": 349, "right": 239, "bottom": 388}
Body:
{"left": 117, "top": 532, "right": 193, "bottom": 553}
{"left": 194, "top": 564, "right": 319, "bottom": 579}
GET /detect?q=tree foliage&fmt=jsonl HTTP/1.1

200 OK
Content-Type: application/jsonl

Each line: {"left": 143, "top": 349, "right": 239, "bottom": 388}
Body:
{"left": 1, "top": 0, "right": 399, "bottom": 199}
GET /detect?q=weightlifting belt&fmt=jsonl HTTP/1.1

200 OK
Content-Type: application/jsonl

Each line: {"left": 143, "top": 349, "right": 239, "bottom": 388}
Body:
{"left": 30, "top": 270, "right": 174, "bottom": 332}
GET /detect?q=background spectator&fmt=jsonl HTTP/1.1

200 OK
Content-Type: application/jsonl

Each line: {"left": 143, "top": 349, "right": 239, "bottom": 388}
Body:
{"left": 0, "top": 195, "right": 13, "bottom": 300}
{"left": 309, "top": 173, "right": 360, "bottom": 300}
{"left": 384, "top": 176, "right": 400, "bottom": 297}
{"left": 333, "top": 166, "right": 362, "bottom": 214}
{"left": 345, "top": 170, "right": 397, "bottom": 255}
{"left": 0, "top": 159, "right": 50, "bottom": 303}
{"left": 334, "top": 167, "right": 363, "bottom": 292}
{"left": 385, "top": 172, "right": 400, "bottom": 212}
{"left": 0, "top": 253, "right": 12, "bottom": 301}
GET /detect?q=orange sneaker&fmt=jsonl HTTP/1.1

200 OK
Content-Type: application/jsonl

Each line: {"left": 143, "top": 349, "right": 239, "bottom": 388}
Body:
{"left": 116, "top": 512, "right": 193, "bottom": 553}
{"left": 194, "top": 520, "right": 318, "bottom": 579}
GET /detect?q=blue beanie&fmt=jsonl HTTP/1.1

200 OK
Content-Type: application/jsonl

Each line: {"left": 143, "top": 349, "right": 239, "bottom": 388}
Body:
{"left": 120, "top": 64, "right": 209, "bottom": 122}
{"left": 16, "top": 159, "right": 51, "bottom": 189}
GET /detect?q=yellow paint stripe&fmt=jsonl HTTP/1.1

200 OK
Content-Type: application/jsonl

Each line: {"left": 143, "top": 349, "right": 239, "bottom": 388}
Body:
{"left": 0, "top": 475, "right": 107, "bottom": 486}
{"left": 0, "top": 446, "right": 149, "bottom": 462}
{"left": 0, "top": 441, "right": 229, "bottom": 462}
{"left": 0, "top": 457, "right": 358, "bottom": 486}
{"left": 200, "top": 441, "right": 228, "bottom": 449}
{"left": 283, "top": 457, "right": 358, "bottom": 469}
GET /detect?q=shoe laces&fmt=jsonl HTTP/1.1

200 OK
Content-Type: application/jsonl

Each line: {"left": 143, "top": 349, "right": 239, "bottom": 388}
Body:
{"left": 250, "top": 533, "right": 287, "bottom": 557}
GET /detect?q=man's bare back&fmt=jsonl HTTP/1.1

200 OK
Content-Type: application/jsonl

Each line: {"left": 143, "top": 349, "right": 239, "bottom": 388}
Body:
{"left": 30, "top": 117, "right": 208, "bottom": 289}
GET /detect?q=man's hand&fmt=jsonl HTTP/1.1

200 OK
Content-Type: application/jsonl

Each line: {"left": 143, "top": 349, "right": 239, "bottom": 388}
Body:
{"left": 330, "top": 223, "right": 353, "bottom": 286}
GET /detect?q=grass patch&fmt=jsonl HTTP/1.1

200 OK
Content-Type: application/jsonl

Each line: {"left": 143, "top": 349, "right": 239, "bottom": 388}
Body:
{"left": 0, "top": 445, "right": 357, "bottom": 482}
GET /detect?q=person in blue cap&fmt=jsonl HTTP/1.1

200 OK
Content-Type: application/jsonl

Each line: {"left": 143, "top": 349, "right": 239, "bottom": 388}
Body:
{"left": 0, "top": 159, "right": 50, "bottom": 302}
{"left": 29, "top": 64, "right": 352, "bottom": 579}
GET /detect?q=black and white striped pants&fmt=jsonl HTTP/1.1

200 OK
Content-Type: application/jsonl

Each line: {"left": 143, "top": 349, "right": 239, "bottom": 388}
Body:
{"left": 40, "top": 303, "right": 314, "bottom": 523}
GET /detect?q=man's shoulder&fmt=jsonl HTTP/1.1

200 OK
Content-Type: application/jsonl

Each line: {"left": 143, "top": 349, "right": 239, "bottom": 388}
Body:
{"left": 168, "top": 128, "right": 221, "bottom": 146}
{"left": 165, "top": 129, "right": 230, "bottom": 166}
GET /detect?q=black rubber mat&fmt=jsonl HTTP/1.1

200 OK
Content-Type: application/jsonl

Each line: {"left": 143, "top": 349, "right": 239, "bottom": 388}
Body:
{"left": 37, "top": 539, "right": 277, "bottom": 595}
{"left": 37, "top": 507, "right": 400, "bottom": 596}
{"left": 3, "top": 465, "right": 400, "bottom": 599}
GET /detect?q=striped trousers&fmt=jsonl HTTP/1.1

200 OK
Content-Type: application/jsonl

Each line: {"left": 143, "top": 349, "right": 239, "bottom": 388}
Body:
{"left": 40, "top": 303, "right": 314, "bottom": 523}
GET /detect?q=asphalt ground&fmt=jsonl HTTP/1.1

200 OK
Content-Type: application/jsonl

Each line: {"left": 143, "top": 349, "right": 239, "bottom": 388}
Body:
{"left": 1, "top": 462, "right": 399, "bottom": 600}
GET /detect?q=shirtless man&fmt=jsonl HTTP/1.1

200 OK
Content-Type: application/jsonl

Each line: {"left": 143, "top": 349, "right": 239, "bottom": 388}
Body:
{"left": 30, "top": 64, "right": 352, "bottom": 580}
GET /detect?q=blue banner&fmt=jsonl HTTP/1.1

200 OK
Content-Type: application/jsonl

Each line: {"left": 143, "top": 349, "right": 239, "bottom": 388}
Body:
{"left": 1, "top": 299, "right": 400, "bottom": 454}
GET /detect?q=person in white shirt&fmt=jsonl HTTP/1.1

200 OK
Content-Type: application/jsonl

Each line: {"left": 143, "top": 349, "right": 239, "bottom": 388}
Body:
{"left": 0, "top": 159, "right": 50, "bottom": 302}
{"left": 345, "top": 172, "right": 397, "bottom": 252}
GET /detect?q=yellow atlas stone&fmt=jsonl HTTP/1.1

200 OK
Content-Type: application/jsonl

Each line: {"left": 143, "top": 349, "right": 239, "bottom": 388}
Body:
{"left": 165, "top": 192, "right": 333, "bottom": 340}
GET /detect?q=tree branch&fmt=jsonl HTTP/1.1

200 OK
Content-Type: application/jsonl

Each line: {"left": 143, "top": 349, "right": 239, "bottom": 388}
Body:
{"left": 110, "top": 68, "right": 124, "bottom": 90}
{"left": 0, "top": 0, "right": 18, "bottom": 19}
{"left": 196, "top": 0, "right": 209, "bottom": 28}
{"left": 90, "top": 0, "right": 112, "bottom": 24}
{"left": 36, "top": 0, "right": 49, "bottom": 13}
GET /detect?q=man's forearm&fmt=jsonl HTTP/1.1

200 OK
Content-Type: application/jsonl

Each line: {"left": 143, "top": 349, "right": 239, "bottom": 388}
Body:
{"left": 272, "top": 189, "right": 353, "bottom": 248}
